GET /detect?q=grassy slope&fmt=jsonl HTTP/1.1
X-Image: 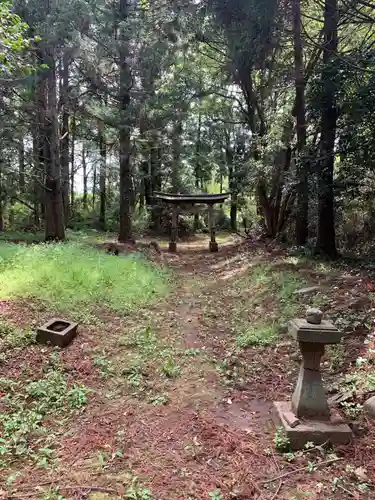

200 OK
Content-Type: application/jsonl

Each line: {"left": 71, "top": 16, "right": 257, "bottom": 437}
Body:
{"left": 0, "top": 242, "right": 169, "bottom": 315}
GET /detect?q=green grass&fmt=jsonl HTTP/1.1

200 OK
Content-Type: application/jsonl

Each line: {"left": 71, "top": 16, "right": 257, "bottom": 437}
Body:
{"left": 0, "top": 242, "right": 169, "bottom": 315}
{"left": 232, "top": 263, "right": 306, "bottom": 348}
{"left": 236, "top": 324, "right": 278, "bottom": 347}
{"left": 0, "top": 230, "right": 44, "bottom": 243}
{"left": 0, "top": 319, "right": 35, "bottom": 356}
{"left": 0, "top": 229, "right": 114, "bottom": 245}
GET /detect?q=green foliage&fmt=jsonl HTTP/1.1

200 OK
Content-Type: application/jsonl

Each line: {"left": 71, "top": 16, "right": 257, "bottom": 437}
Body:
{"left": 0, "top": 230, "right": 44, "bottom": 243}
{"left": 236, "top": 324, "right": 278, "bottom": 347}
{"left": 119, "top": 326, "right": 159, "bottom": 353}
{"left": 208, "top": 490, "right": 223, "bottom": 500}
{"left": 160, "top": 358, "right": 181, "bottom": 378}
{"left": 149, "top": 393, "right": 169, "bottom": 405}
{"left": 0, "top": 319, "right": 35, "bottom": 354}
{"left": 0, "top": 242, "right": 169, "bottom": 315}
{"left": 232, "top": 263, "right": 305, "bottom": 348}
{"left": 93, "top": 354, "right": 115, "bottom": 378}
{"left": 0, "top": 0, "right": 35, "bottom": 75}
{"left": 25, "top": 370, "right": 88, "bottom": 410}
{"left": 124, "top": 475, "right": 152, "bottom": 499}
{"left": 326, "top": 344, "right": 345, "bottom": 371}
{"left": 42, "top": 486, "right": 68, "bottom": 500}
{"left": 274, "top": 426, "right": 291, "bottom": 452}
{"left": 341, "top": 402, "right": 363, "bottom": 420}
{"left": 0, "top": 355, "right": 88, "bottom": 467}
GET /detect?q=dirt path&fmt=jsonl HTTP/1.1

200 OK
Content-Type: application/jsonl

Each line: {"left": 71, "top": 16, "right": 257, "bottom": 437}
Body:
{"left": 1, "top": 238, "right": 374, "bottom": 499}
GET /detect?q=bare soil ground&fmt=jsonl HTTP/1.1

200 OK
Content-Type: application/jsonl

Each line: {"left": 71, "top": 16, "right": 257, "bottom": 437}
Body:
{"left": 0, "top": 236, "right": 374, "bottom": 499}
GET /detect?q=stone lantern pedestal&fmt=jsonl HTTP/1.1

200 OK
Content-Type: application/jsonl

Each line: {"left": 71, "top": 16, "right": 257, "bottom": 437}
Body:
{"left": 273, "top": 310, "right": 352, "bottom": 449}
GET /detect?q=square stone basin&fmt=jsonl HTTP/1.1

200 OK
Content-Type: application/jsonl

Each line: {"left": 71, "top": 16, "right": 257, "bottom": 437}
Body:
{"left": 36, "top": 318, "right": 78, "bottom": 348}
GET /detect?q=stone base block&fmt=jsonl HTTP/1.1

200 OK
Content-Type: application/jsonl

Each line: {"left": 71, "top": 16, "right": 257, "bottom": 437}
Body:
{"left": 37, "top": 318, "right": 78, "bottom": 348}
{"left": 209, "top": 241, "right": 218, "bottom": 252}
{"left": 169, "top": 241, "right": 177, "bottom": 252}
{"left": 273, "top": 401, "right": 352, "bottom": 450}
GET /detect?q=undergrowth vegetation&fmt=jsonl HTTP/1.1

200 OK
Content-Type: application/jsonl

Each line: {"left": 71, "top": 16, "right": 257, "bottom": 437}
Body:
{"left": 0, "top": 319, "right": 35, "bottom": 355}
{"left": 0, "top": 242, "right": 169, "bottom": 315}
{"left": 95, "top": 325, "right": 186, "bottom": 401}
{"left": 0, "top": 351, "right": 88, "bottom": 469}
{"left": 232, "top": 262, "right": 306, "bottom": 347}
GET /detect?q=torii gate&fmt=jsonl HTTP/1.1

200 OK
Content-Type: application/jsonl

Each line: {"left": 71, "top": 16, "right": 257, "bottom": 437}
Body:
{"left": 153, "top": 192, "right": 230, "bottom": 252}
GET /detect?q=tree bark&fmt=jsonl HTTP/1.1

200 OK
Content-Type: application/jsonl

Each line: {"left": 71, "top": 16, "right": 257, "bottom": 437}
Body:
{"left": 19, "top": 139, "right": 25, "bottom": 193}
{"left": 32, "top": 132, "right": 40, "bottom": 226}
{"left": 118, "top": 0, "right": 133, "bottom": 242}
{"left": 0, "top": 159, "right": 4, "bottom": 232}
{"left": 171, "top": 121, "right": 182, "bottom": 192}
{"left": 226, "top": 142, "right": 237, "bottom": 231}
{"left": 99, "top": 124, "right": 106, "bottom": 230}
{"left": 293, "top": 0, "right": 308, "bottom": 245}
{"left": 70, "top": 111, "right": 76, "bottom": 210}
{"left": 35, "top": 56, "right": 47, "bottom": 222}
{"left": 82, "top": 145, "right": 88, "bottom": 210}
{"left": 149, "top": 139, "right": 162, "bottom": 230}
{"left": 44, "top": 48, "right": 65, "bottom": 241}
{"left": 230, "top": 193, "right": 238, "bottom": 231}
{"left": 60, "top": 50, "right": 70, "bottom": 226}
{"left": 316, "top": 0, "right": 338, "bottom": 258}
{"left": 92, "top": 165, "right": 97, "bottom": 209}
{"left": 194, "top": 113, "right": 202, "bottom": 231}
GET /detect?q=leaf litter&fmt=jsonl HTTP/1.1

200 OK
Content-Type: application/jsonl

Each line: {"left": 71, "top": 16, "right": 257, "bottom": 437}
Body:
{"left": 0, "top": 238, "right": 375, "bottom": 499}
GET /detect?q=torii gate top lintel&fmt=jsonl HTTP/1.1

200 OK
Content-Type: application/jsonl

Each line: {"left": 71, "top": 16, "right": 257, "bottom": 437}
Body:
{"left": 153, "top": 191, "right": 230, "bottom": 253}
{"left": 153, "top": 191, "right": 230, "bottom": 205}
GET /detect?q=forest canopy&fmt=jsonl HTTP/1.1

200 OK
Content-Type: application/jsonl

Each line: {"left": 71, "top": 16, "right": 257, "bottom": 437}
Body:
{"left": 0, "top": 0, "right": 374, "bottom": 257}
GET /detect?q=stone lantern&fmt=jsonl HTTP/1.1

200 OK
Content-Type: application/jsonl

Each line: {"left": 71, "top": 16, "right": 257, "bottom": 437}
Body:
{"left": 273, "top": 308, "right": 352, "bottom": 449}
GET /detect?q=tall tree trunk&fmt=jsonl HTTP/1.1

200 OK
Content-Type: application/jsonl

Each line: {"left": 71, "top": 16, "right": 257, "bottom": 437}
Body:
{"left": 60, "top": 51, "right": 70, "bottom": 226}
{"left": 0, "top": 159, "right": 4, "bottom": 232}
{"left": 226, "top": 142, "right": 237, "bottom": 231}
{"left": 316, "top": 0, "right": 338, "bottom": 258}
{"left": 140, "top": 151, "right": 149, "bottom": 207}
{"left": 19, "top": 139, "right": 25, "bottom": 193}
{"left": 44, "top": 48, "right": 65, "bottom": 241}
{"left": 32, "top": 132, "right": 40, "bottom": 226}
{"left": 230, "top": 193, "right": 238, "bottom": 231}
{"left": 118, "top": 0, "right": 133, "bottom": 242}
{"left": 36, "top": 59, "right": 46, "bottom": 222}
{"left": 82, "top": 145, "right": 88, "bottom": 210}
{"left": 70, "top": 111, "right": 76, "bottom": 210}
{"left": 139, "top": 179, "right": 145, "bottom": 211}
{"left": 171, "top": 121, "right": 182, "bottom": 192}
{"left": 293, "top": 0, "right": 308, "bottom": 245}
{"left": 92, "top": 165, "right": 97, "bottom": 209}
{"left": 194, "top": 113, "right": 201, "bottom": 230}
{"left": 139, "top": 112, "right": 149, "bottom": 208}
{"left": 149, "top": 138, "right": 162, "bottom": 230}
{"left": 99, "top": 124, "right": 106, "bottom": 230}
{"left": 150, "top": 133, "right": 161, "bottom": 197}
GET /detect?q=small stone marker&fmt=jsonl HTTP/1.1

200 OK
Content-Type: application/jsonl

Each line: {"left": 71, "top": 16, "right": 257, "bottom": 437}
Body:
{"left": 364, "top": 395, "right": 375, "bottom": 419}
{"left": 36, "top": 318, "right": 78, "bottom": 348}
{"left": 273, "top": 310, "right": 352, "bottom": 449}
{"left": 294, "top": 286, "right": 320, "bottom": 296}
